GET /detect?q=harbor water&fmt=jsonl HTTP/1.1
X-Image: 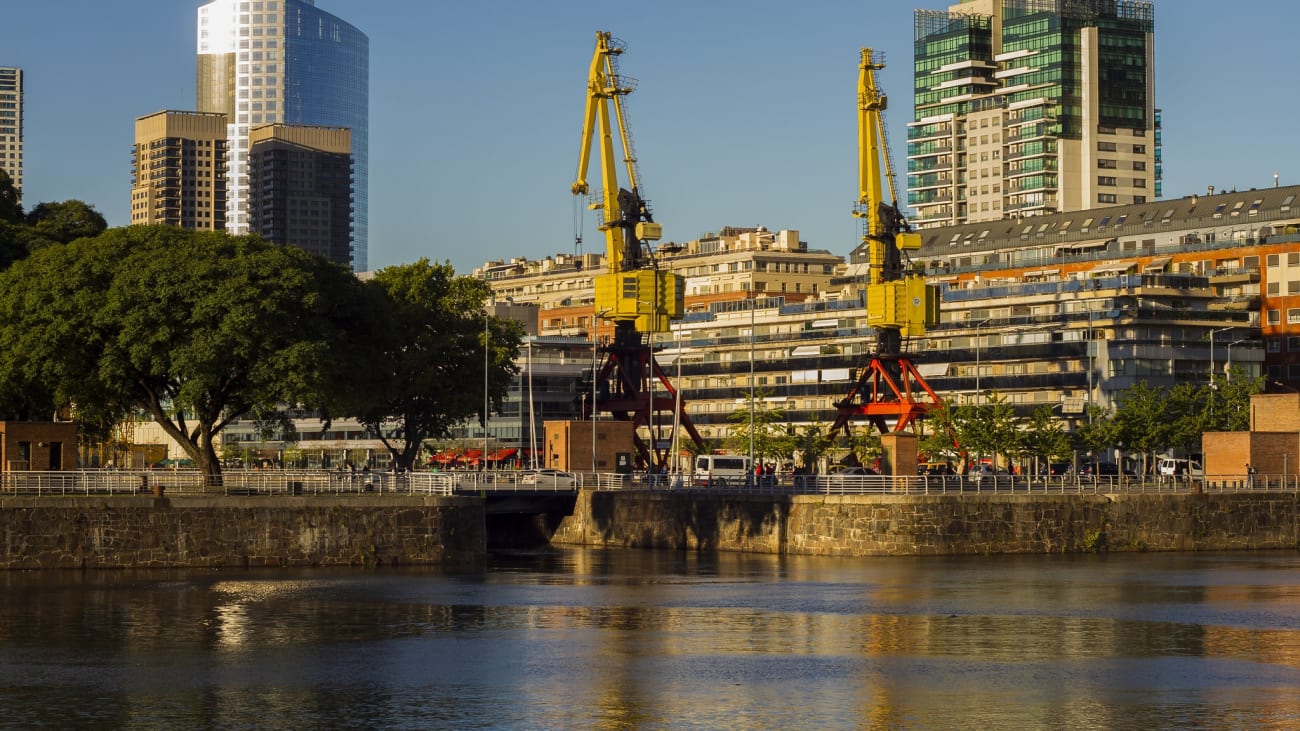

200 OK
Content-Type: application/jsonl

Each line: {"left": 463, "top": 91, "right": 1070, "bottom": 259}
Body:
{"left": 2, "top": 548, "right": 1300, "bottom": 729}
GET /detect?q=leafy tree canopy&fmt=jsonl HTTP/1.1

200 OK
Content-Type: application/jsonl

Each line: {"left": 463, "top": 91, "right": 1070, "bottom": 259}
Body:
{"left": 24, "top": 199, "right": 108, "bottom": 245}
{"left": 346, "top": 259, "right": 522, "bottom": 471}
{"left": 0, "top": 170, "right": 20, "bottom": 224}
{"left": 0, "top": 225, "right": 367, "bottom": 477}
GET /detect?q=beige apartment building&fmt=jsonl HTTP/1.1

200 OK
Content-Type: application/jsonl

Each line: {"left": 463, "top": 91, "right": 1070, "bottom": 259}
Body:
{"left": 477, "top": 226, "right": 842, "bottom": 341}
{"left": 131, "top": 111, "right": 228, "bottom": 230}
{"left": 0, "top": 67, "right": 22, "bottom": 202}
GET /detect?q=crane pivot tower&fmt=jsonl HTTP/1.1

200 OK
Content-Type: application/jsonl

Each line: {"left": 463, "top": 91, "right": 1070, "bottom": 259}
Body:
{"left": 831, "top": 49, "right": 942, "bottom": 435}
{"left": 572, "top": 31, "right": 704, "bottom": 470}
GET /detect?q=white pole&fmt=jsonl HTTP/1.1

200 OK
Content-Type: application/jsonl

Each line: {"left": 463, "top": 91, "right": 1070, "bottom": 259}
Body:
{"left": 527, "top": 338, "right": 537, "bottom": 469}
{"left": 749, "top": 299, "right": 755, "bottom": 480}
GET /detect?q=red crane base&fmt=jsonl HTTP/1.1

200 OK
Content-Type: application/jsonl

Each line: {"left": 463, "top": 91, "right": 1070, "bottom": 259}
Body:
{"left": 831, "top": 355, "right": 941, "bottom": 435}
{"left": 584, "top": 340, "right": 705, "bottom": 472}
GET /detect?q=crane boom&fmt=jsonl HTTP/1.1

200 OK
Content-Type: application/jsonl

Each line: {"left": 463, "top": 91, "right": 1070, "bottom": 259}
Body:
{"left": 832, "top": 48, "right": 942, "bottom": 437}
{"left": 572, "top": 31, "right": 680, "bottom": 334}
{"left": 571, "top": 31, "right": 701, "bottom": 471}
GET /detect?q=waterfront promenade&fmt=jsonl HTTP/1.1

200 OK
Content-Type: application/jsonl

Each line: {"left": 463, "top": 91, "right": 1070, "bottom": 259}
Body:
{"left": 0, "top": 467, "right": 1277, "bottom": 497}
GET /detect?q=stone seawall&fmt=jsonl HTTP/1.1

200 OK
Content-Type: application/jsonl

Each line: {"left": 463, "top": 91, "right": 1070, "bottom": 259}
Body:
{"left": 550, "top": 491, "right": 1300, "bottom": 556}
{"left": 0, "top": 496, "right": 485, "bottom": 570}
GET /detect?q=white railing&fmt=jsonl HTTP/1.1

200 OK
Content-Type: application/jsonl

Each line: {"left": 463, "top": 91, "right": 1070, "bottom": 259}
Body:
{"left": 0, "top": 470, "right": 1285, "bottom": 498}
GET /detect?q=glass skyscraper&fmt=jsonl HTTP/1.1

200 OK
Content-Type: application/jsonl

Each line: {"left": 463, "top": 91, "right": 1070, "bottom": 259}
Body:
{"left": 196, "top": 0, "right": 369, "bottom": 270}
{"left": 907, "top": 0, "right": 1158, "bottom": 227}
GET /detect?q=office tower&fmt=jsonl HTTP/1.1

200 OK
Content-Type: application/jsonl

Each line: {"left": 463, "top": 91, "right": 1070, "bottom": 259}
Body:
{"left": 248, "top": 123, "right": 353, "bottom": 266}
{"left": 196, "top": 0, "right": 368, "bottom": 269}
{"left": 908, "top": 0, "right": 1158, "bottom": 227}
{"left": 0, "top": 67, "right": 23, "bottom": 204}
{"left": 130, "top": 111, "right": 229, "bottom": 230}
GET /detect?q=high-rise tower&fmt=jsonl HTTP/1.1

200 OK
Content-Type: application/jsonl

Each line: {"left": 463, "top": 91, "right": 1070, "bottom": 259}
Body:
{"left": 248, "top": 123, "right": 353, "bottom": 266}
{"left": 131, "top": 111, "right": 228, "bottom": 230}
{"left": 0, "top": 67, "right": 24, "bottom": 205}
{"left": 196, "top": 0, "right": 368, "bottom": 269}
{"left": 907, "top": 0, "right": 1158, "bottom": 227}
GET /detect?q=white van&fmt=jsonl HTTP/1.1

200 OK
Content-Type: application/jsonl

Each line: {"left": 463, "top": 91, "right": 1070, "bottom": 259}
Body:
{"left": 1157, "top": 457, "right": 1204, "bottom": 482}
{"left": 694, "top": 455, "right": 751, "bottom": 486}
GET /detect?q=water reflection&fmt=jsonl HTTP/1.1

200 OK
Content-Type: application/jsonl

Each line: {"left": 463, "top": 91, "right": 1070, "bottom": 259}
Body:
{"left": 2, "top": 551, "right": 1300, "bottom": 729}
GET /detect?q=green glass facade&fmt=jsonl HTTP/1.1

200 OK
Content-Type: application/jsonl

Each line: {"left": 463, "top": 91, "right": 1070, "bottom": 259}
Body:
{"left": 908, "top": 0, "right": 1156, "bottom": 223}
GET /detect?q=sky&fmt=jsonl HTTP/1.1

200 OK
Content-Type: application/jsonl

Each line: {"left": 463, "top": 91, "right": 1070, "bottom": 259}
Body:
{"left": 4, "top": 1, "right": 1299, "bottom": 275}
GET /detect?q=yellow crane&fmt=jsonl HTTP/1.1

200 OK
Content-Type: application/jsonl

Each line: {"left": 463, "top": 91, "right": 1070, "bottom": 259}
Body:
{"left": 831, "top": 48, "right": 942, "bottom": 435}
{"left": 572, "top": 31, "right": 702, "bottom": 470}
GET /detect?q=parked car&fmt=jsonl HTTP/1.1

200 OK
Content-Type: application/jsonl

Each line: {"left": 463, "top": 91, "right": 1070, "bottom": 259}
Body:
{"left": 1082, "top": 462, "right": 1135, "bottom": 478}
{"left": 520, "top": 469, "right": 578, "bottom": 488}
{"left": 828, "top": 465, "right": 878, "bottom": 487}
{"left": 969, "top": 464, "right": 1009, "bottom": 484}
{"left": 1157, "top": 458, "right": 1204, "bottom": 482}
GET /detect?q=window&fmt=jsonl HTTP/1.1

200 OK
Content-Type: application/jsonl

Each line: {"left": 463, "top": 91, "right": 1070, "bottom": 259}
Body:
{"left": 1133, "top": 145, "right": 1146, "bottom": 154}
{"left": 1133, "top": 178, "right": 1146, "bottom": 188}
{"left": 1098, "top": 159, "right": 1117, "bottom": 169}
{"left": 1133, "top": 161, "right": 1146, "bottom": 171}
{"left": 1098, "top": 141, "right": 1117, "bottom": 152}
{"left": 1288, "top": 308, "right": 1300, "bottom": 324}
{"left": 1098, "top": 194, "right": 1117, "bottom": 204}
{"left": 1268, "top": 282, "right": 1281, "bottom": 296}
{"left": 1098, "top": 176, "right": 1117, "bottom": 186}
{"left": 1268, "top": 254, "right": 1280, "bottom": 268}
{"left": 1290, "top": 253, "right": 1300, "bottom": 266}
{"left": 1268, "top": 338, "right": 1282, "bottom": 353}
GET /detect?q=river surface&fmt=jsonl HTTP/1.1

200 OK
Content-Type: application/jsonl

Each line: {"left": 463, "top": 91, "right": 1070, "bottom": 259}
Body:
{"left": 3, "top": 549, "right": 1300, "bottom": 730}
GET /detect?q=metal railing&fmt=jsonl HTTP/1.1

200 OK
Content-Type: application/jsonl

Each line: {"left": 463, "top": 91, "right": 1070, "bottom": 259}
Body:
{"left": 0, "top": 470, "right": 1288, "bottom": 499}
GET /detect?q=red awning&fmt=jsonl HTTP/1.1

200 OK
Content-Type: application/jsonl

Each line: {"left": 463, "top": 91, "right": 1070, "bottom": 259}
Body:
{"left": 489, "top": 448, "right": 518, "bottom": 461}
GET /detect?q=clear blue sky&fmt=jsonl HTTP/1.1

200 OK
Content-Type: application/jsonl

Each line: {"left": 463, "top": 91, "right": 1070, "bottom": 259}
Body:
{"left": 5, "top": 1, "right": 1297, "bottom": 274}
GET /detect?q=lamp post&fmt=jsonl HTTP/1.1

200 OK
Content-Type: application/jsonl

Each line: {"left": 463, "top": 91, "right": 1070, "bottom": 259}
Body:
{"left": 1208, "top": 327, "right": 1233, "bottom": 387}
{"left": 483, "top": 298, "right": 490, "bottom": 473}
{"left": 749, "top": 297, "right": 756, "bottom": 483}
{"left": 973, "top": 318, "right": 990, "bottom": 404}
{"left": 1226, "top": 338, "right": 1249, "bottom": 381}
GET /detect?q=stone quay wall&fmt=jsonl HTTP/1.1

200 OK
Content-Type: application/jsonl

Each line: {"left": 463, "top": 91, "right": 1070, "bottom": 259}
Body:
{"left": 0, "top": 496, "right": 485, "bottom": 570}
{"left": 550, "top": 491, "right": 1300, "bottom": 556}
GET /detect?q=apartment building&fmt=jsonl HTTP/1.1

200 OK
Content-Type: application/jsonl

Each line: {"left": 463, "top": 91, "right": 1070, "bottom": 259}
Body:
{"left": 0, "top": 67, "right": 23, "bottom": 203}
{"left": 130, "top": 111, "right": 228, "bottom": 230}
{"left": 248, "top": 123, "right": 353, "bottom": 266}
{"left": 908, "top": 0, "right": 1159, "bottom": 227}
{"left": 477, "top": 186, "right": 1300, "bottom": 454}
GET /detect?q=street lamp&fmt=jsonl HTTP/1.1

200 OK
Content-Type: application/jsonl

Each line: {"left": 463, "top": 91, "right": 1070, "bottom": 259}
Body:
{"left": 749, "top": 297, "right": 756, "bottom": 483}
{"left": 1208, "top": 327, "right": 1233, "bottom": 387}
{"left": 973, "top": 318, "right": 990, "bottom": 404}
{"left": 483, "top": 298, "right": 491, "bottom": 473}
{"left": 1226, "top": 338, "right": 1249, "bottom": 381}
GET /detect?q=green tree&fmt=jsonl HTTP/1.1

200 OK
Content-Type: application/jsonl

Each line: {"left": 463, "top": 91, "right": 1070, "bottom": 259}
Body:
{"left": 0, "top": 225, "right": 365, "bottom": 479}
{"left": 346, "top": 259, "right": 523, "bottom": 471}
{"left": 726, "top": 388, "right": 790, "bottom": 467}
{"left": 24, "top": 200, "right": 108, "bottom": 245}
{"left": 1073, "top": 404, "right": 1118, "bottom": 466}
{"left": 789, "top": 422, "right": 834, "bottom": 473}
{"left": 1017, "top": 404, "right": 1073, "bottom": 476}
{"left": 0, "top": 170, "right": 20, "bottom": 224}
{"left": 1110, "top": 381, "right": 1169, "bottom": 472}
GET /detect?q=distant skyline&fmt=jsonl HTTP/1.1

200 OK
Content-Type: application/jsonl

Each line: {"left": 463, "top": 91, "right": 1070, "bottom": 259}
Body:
{"left": 4, "top": 1, "right": 1298, "bottom": 275}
